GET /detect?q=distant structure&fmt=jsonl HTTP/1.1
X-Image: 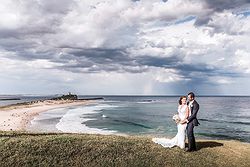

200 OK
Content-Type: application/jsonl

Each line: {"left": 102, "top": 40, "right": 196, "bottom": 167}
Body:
{"left": 0, "top": 98, "right": 21, "bottom": 101}
{"left": 51, "top": 92, "right": 78, "bottom": 100}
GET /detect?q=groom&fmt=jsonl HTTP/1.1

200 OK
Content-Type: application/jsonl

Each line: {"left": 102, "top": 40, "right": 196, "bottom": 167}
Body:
{"left": 184, "top": 92, "right": 200, "bottom": 152}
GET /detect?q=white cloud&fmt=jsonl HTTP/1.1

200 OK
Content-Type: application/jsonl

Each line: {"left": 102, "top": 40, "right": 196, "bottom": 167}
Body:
{"left": 153, "top": 68, "right": 185, "bottom": 83}
{"left": 234, "top": 49, "right": 250, "bottom": 73}
{"left": 206, "top": 10, "right": 249, "bottom": 35}
{"left": 0, "top": 0, "right": 250, "bottom": 95}
{"left": 121, "top": 0, "right": 204, "bottom": 22}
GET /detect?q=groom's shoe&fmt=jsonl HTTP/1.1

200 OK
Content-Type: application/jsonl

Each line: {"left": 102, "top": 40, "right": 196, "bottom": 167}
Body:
{"left": 185, "top": 148, "right": 195, "bottom": 152}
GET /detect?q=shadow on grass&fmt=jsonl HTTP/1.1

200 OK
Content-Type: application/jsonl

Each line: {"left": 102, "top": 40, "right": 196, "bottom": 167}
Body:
{"left": 196, "top": 141, "right": 224, "bottom": 150}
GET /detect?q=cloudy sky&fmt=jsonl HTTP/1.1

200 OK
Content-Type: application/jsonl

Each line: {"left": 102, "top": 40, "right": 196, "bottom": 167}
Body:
{"left": 0, "top": 0, "right": 250, "bottom": 95}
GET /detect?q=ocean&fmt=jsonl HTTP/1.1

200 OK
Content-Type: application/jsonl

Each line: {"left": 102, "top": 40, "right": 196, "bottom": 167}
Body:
{"left": 1, "top": 95, "right": 250, "bottom": 143}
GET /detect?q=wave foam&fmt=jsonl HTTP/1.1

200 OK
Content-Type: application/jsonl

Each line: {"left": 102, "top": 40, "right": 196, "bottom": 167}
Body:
{"left": 56, "top": 104, "right": 117, "bottom": 135}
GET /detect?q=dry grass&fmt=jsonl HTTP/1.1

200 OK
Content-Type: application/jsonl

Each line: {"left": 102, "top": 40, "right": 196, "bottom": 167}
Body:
{"left": 0, "top": 131, "right": 250, "bottom": 167}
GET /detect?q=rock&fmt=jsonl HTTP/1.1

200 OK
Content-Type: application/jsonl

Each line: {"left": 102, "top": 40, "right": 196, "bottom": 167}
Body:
{"left": 50, "top": 93, "right": 78, "bottom": 100}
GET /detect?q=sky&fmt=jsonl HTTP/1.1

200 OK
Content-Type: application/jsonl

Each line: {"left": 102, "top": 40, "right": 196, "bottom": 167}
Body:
{"left": 0, "top": 0, "right": 250, "bottom": 95}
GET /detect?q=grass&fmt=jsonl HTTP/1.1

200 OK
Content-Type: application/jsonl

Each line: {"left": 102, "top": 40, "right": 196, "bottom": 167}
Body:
{"left": 0, "top": 131, "right": 250, "bottom": 167}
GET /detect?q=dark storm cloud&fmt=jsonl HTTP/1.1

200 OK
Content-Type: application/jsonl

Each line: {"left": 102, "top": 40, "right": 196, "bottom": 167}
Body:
{"left": 203, "top": 0, "right": 250, "bottom": 12}
{"left": 54, "top": 46, "right": 242, "bottom": 86}
{"left": 0, "top": 0, "right": 74, "bottom": 55}
{"left": 58, "top": 47, "right": 185, "bottom": 74}
{"left": 54, "top": 47, "right": 143, "bottom": 73}
{"left": 1, "top": 33, "right": 240, "bottom": 81}
{"left": 136, "top": 55, "right": 180, "bottom": 68}
{"left": 0, "top": 27, "right": 56, "bottom": 39}
{"left": 0, "top": 1, "right": 75, "bottom": 63}
{"left": 69, "top": 48, "right": 132, "bottom": 65}
{"left": 194, "top": 0, "right": 250, "bottom": 26}
{"left": 175, "top": 64, "right": 242, "bottom": 80}
{"left": 0, "top": 0, "right": 248, "bottom": 90}
{"left": 0, "top": 38, "right": 57, "bottom": 61}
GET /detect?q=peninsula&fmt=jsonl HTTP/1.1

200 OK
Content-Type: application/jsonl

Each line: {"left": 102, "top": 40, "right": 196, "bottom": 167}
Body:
{"left": 0, "top": 93, "right": 96, "bottom": 131}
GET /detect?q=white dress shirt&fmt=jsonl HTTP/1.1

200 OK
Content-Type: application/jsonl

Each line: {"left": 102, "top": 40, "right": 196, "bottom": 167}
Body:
{"left": 188, "top": 100, "right": 194, "bottom": 117}
{"left": 186, "top": 100, "right": 194, "bottom": 123}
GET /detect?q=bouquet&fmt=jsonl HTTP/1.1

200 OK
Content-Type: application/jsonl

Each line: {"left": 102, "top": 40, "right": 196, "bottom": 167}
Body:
{"left": 172, "top": 114, "right": 181, "bottom": 124}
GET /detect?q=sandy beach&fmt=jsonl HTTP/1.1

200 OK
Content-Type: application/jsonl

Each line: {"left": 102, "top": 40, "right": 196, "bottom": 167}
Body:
{"left": 0, "top": 100, "right": 93, "bottom": 131}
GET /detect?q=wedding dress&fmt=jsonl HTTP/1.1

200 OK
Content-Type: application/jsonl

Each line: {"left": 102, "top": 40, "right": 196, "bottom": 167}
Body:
{"left": 152, "top": 105, "right": 187, "bottom": 149}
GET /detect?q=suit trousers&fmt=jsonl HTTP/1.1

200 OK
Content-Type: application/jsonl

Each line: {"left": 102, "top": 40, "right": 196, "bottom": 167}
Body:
{"left": 187, "top": 123, "right": 196, "bottom": 150}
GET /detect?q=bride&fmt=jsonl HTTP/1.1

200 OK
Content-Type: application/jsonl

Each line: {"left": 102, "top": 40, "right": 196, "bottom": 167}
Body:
{"left": 152, "top": 96, "right": 189, "bottom": 149}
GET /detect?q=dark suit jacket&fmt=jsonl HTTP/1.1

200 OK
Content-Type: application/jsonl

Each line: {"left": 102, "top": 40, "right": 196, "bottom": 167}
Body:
{"left": 187, "top": 100, "right": 200, "bottom": 126}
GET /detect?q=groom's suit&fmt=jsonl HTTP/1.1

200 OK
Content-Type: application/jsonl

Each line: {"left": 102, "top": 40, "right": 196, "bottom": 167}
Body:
{"left": 187, "top": 100, "right": 200, "bottom": 151}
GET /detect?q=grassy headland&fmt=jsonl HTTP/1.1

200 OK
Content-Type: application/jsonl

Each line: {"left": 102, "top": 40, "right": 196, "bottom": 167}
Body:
{"left": 1, "top": 131, "right": 250, "bottom": 167}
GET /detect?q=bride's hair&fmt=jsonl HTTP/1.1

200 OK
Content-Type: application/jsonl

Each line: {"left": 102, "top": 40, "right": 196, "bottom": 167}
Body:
{"left": 179, "top": 96, "right": 187, "bottom": 105}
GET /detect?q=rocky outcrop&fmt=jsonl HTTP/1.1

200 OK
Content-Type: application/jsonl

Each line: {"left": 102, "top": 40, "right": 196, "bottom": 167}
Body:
{"left": 50, "top": 93, "right": 78, "bottom": 100}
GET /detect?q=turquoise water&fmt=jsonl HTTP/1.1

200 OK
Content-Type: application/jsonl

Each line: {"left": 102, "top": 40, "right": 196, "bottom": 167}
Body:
{"left": 84, "top": 96, "right": 250, "bottom": 142}
{"left": 3, "top": 95, "right": 250, "bottom": 142}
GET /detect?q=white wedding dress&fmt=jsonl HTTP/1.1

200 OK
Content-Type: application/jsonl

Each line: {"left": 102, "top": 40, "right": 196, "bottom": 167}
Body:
{"left": 152, "top": 105, "right": 187, "bottom": 149}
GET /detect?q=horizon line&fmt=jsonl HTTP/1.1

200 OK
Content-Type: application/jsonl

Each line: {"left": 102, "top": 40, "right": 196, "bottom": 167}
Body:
{"left": 1, "top": 94, "right": 250, "bottom": 97}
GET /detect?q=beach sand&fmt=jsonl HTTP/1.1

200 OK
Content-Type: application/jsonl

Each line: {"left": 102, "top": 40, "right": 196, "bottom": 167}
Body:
{"left": 0, "top": 100, "right": 93, "bottom": 131}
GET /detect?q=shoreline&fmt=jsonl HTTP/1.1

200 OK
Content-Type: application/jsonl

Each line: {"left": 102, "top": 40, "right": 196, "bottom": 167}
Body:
{"left": 0, "top": 100, "right": 94, "bottom": 131}
{"left": 0, "top": 98, "right": 249, "bottom": 144}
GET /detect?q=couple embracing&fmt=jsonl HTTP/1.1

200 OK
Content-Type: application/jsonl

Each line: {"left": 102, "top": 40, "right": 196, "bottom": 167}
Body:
{"left": 153, "top": 92, "right": 200, "bottom": 152}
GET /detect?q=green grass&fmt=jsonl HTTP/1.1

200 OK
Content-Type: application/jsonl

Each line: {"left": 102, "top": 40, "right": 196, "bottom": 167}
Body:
{"left": 0, "top": 131, "right": 250, "bottom": 167}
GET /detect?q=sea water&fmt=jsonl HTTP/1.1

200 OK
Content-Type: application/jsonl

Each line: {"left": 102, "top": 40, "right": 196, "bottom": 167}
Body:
{"left": 5, "top": 96, "right": 250, "bottom": 142}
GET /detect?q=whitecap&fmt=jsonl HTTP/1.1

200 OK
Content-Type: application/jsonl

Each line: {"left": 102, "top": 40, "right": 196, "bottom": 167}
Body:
{"left": 56, "top": 104, "right": 117, "bottom": 135}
